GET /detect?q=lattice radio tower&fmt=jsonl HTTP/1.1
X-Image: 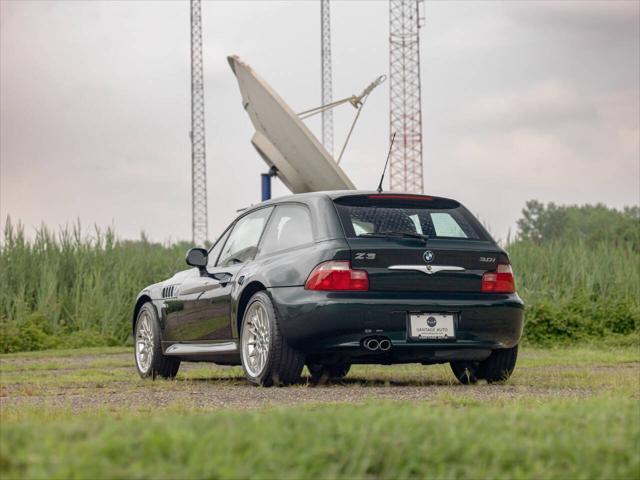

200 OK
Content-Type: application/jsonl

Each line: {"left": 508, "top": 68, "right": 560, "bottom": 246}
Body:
{"left": 320, "top": 0, "right": 334, "bottom": 156}
{"left": 190, "top": 0, "right": 208, "bottom": 245}
{"left": 389, "top": 0, "right": 424, "bottom": 193}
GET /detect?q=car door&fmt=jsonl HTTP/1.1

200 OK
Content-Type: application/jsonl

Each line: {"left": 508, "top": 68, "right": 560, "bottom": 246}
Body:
{"left": 162, "top": 227, "right": 232, "bottom": 343}
{"left": 162, "top": 227, "right": 231, "bottom": 343}
{"left": 168, "top": 207, "right": 274, "bottom": 343}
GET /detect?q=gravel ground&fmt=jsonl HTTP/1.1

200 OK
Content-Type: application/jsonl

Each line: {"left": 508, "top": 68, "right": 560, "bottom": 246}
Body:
{"left": 1, "top": 350, "right": 638, "bottom": 412}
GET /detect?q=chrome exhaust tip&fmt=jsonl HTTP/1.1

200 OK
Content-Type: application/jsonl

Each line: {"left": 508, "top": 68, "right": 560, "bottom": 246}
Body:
{"left": 363, "top": 338, "right": 380, "bottom": 351}
{"left": 379, "top": 339, "right": 392, "bottom": 351}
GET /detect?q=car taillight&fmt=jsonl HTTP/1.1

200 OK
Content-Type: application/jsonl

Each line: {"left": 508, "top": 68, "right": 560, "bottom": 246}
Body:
{"left": 481, "top": 264, "right": 516, "bottom": 293}
{"left": 305, "top": 261, "right": 369, "bottom": 291}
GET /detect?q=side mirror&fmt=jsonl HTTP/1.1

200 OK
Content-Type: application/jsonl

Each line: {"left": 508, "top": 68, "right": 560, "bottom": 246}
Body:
{"left": 186, "top": 247, "right": 208, "bottom": 269}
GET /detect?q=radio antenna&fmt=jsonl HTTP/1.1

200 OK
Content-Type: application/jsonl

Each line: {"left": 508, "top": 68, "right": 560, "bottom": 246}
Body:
{"left": 377, "top": 132, "right": 396, "bottom": 193}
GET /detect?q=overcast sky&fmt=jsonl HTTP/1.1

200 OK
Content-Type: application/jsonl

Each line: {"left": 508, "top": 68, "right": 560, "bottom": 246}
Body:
{"left": 1, "top": 0, "right": 639, "bottom": 244}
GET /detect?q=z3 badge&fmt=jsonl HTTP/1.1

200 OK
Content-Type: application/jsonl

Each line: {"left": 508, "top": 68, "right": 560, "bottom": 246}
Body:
{"left": 355, "top": 252, "right": 376, "bottom": 260}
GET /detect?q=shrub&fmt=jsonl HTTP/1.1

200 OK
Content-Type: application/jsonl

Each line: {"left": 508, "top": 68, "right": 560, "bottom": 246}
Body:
{"left": 508, "top": 239, "right": 639, "bottom": 345}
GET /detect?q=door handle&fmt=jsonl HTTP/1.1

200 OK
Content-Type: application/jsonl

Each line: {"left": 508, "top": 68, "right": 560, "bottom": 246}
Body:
{"left": 179, "top": 279, "right": 221, "bottom": 295}
{"left": 211, "top": 272, "right": 233, "bottom": 284}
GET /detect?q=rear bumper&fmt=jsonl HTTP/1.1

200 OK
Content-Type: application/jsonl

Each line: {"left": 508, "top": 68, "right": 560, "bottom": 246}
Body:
{"left": 269, "top": 287, "right": 524, "bottom": 362}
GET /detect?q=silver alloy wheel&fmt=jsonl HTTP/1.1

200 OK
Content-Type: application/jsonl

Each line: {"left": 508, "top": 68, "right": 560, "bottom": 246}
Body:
{"left": 241, "top": 301, "right": 271, "bottom": 377}
{"left": 135, "top": 312, "right": 154, "bottom": 374}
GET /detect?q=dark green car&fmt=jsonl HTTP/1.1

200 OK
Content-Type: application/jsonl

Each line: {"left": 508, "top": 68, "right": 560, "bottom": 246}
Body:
{"left": 133, "top": 192, "right": 524, "bottom": 386}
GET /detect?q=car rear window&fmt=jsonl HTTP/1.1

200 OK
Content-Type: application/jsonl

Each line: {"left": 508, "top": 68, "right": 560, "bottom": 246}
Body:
{"left": 333, "top": 195, "right": 486, "bottom": 240}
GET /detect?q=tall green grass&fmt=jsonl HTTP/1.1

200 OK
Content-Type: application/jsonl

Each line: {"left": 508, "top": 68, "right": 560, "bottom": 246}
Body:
{"left": 0, "top": 217, "right": 638, "bottom": 352}
{"left": 0, "top": 218, "right": 187, "bottom": 352}
{"left": 508, "top": 239, "right": 639, "bottom": 345}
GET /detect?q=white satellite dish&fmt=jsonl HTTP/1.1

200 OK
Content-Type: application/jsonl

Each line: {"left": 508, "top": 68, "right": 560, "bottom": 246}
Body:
{"left": 227, "top": 55, "right": 356, "bottom": 193}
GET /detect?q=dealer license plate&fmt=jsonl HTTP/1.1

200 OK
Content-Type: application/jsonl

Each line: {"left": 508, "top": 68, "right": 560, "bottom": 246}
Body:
{"left": 409, "top": 313, "right": 456, "bottom": 340}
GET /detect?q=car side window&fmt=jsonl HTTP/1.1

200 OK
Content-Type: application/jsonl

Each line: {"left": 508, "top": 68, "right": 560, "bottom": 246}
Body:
{"left": 218, "top": 207, "right": 273, "bottom": 266}
{"left": 259, "top": 204, "right": 313, "bottom": 255}
{"left": 206, "top": 227, "right": 232, "bottom": 268}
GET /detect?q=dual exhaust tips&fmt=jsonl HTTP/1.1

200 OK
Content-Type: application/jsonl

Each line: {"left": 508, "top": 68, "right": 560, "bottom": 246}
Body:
{"left": 362, "top": 336, "right": 392, "bottom": 352}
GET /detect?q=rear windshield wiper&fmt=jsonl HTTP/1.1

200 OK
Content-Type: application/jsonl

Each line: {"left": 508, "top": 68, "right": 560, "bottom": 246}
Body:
{"left": 360, "top": 231, "right": 429, "bottom": 242}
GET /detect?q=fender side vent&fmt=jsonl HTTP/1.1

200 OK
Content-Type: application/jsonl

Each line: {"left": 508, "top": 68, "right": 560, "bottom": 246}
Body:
{"left": 162, "top": 286, "right": 176, "bottom": 299}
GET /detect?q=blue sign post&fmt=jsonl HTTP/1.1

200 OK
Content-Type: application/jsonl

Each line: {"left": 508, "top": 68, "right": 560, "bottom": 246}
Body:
{"left": 260, "top": 167, "right": 278, "bottom": 201}
{"left": 261, "top": 173, "right": 272, "bottom": 201}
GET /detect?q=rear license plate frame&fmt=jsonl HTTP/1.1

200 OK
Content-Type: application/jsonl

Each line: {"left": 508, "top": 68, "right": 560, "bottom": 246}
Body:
{"left": 408, "top": 312, "right": 457, "bottom": 340}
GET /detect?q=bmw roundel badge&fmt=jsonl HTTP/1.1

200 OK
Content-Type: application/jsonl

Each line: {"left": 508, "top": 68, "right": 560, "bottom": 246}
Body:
{"left": 423, "top": 250, "right": 434, "bottom": 263}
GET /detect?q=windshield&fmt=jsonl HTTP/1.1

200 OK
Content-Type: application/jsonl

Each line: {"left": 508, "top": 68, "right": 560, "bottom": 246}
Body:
{"left": 334, "top": 196, "right": 487, "bottom": 240}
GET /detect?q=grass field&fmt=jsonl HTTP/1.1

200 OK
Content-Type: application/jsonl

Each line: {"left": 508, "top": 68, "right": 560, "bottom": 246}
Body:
{"left": 1, "top": 345, "right": 639, "bottom": 479}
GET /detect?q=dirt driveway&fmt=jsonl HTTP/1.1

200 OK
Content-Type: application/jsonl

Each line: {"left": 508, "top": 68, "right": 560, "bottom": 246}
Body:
{"left": 1, "top": 347, "right": 638, "bottom": 412}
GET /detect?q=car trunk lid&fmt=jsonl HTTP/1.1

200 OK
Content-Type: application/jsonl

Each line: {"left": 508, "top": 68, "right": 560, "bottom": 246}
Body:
{"left": 346, "top": 237, "right": 505, "bottom": 292}
{"left": 333, "top": 194, "right": 507, "bottom": 293}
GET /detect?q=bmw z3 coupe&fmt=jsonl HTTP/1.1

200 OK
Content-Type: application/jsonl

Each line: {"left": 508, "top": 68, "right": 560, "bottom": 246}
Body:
{"left": 133, "top": 191, "right": 524, "bottom": 386}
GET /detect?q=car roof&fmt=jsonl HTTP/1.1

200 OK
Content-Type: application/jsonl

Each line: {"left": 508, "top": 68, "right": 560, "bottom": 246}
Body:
{"left": 230, "top": 190, "right": 485, "bottom": 244}
{"left": 249, "top": 190, "right": 459, "bottom": 208}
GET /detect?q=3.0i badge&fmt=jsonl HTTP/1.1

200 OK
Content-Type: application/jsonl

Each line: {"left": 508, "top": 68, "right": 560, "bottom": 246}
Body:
{"left": 423, "top": 250, "right": 434, "bottom": 263}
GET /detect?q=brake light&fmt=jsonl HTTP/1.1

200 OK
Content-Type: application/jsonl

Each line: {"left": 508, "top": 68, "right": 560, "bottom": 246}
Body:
{"left": 305, "top": 261, "right": 369, "bottom": 291}
{"left": 481, "top": 264, "right": 516, "bottom": 293}
{"left": 368, "top": 194, "right": 433, "bottom": 201}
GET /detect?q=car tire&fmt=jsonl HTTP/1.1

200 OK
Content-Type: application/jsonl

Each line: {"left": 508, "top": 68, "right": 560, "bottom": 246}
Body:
{"left": 240, "top": 291, "right": 304, "bottom": 387}
{"left": 307, "top": 362, "right": 351, "bottom": 384}
{"left": 478, "top": 345, "right": 518, "bottom": 383}
{"left": 134, "top": 302, "right": 180, "bottom": 379}
{"left": 450, "top": 345, "right": 518, "bottom": 385}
